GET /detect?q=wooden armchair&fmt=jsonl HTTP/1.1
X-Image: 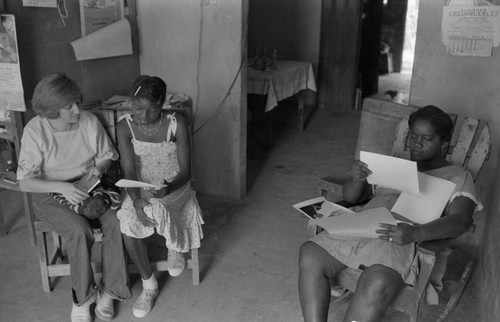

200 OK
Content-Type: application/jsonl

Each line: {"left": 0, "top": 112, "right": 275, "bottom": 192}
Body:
{"left": 35, "top": 93, "right": 201, "bottom": 292}
{"left": 313, "top": 98, "right": 490, "bottom": 322}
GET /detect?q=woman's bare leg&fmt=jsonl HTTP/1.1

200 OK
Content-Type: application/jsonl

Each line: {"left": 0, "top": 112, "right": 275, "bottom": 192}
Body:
{"left": 299, "top": 241, "right": 346, "bottom": 322}
{"left": 344, "top": 264, "right": 405, "bottom": 322}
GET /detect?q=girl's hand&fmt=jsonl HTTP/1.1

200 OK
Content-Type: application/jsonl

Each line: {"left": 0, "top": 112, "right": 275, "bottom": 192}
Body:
{"left": 133, "top": 198, "right": 158, "bottom": 227}
{"left": 148, "top": 181, "right": 171, "bottom": 198}
{"left": 60, "top": 182, "right": 89, "bottom": 205}
{"left": 350, "top": 160, "right": 372, "bottom": 182}
{"left": 376, "top": 222, "right": 419, "bottom": 245}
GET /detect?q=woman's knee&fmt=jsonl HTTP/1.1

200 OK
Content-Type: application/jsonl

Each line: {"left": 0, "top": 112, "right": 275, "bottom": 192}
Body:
{"left": 356, "top": 264, "right": 404, "bottom": 305}
{"left": 299, "top": 241, "right": 322, "bottom": 270}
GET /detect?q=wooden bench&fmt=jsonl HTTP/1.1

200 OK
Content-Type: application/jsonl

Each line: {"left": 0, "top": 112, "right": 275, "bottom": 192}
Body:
{"left": 33, "top": 93, "right": 201, "bottom": 291}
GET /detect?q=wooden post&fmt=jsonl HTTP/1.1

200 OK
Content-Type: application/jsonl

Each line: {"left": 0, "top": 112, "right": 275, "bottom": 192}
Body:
{"left": 318, "top": 0, "right": 362, "bottom": 111}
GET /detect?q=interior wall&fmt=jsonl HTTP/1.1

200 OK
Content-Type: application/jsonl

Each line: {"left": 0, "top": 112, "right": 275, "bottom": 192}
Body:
{"left": 136, "top": 0, "right": 247, "bottom": 199}
{"left": 410, "top": 1, "right": 500, "bottom": 320}
{"left": 247, "top": 0, "right": 321, "bottom": 75}
{"left": 4, "top": 0, "right": 140, "bottom": 117}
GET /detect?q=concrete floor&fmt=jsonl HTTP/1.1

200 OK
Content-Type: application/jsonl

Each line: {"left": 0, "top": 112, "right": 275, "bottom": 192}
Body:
{"left": 0, "top": 101, "right": 480, "bottom": 321}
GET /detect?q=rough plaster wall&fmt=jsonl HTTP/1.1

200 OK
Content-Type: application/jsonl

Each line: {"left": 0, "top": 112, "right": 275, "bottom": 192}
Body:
{"left": 410, "top": 1, "right": 500, "bottom": 320}
{"left": 136, "top": 0, "right": 245, "bottom": 199}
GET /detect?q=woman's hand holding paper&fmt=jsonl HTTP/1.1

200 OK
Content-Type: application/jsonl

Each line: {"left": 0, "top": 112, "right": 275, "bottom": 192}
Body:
{"left": 351, "top": 160, "right": 372, "bottom": 181}
{"left": 376, "top": 222, "right": 420, "bottom": 245}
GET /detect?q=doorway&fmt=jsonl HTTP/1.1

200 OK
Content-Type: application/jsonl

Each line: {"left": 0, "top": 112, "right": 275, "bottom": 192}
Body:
{"left": 364, "top": 0, "right": 419, "bottom": 105}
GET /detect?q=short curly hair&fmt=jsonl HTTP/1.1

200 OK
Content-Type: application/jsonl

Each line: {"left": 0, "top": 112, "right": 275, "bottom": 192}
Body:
{"left": 31, "top": 72, "right": 82, "bottom": 119}
{"left": 131, "top": 75, "right": 167, "bottom": 107}
{"left": 408, "top": 105, "right": 453, "bottom": 142}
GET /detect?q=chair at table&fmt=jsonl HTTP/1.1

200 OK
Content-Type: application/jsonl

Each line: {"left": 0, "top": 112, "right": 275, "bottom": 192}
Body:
{"left": 312, "top": 98, "right": 490, "bottom": 322}
{"left": 35, "top": 94, "right": 201, "bottom": 292}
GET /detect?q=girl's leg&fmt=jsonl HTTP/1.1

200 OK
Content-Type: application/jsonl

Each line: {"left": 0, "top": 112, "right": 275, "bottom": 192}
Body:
{"left": 344, "top": 264, "right": 405, "bottom": 322}
{"left": 298, "top": 241, "right": 346, "bottom": 322}
{"left": 123, "top": 235, "right": 159, "bottom": 318}
{"left": 123, "top": 235, "right": 152, "bottom": 280}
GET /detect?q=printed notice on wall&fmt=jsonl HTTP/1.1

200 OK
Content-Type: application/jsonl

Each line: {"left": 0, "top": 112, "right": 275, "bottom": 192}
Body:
{"left": 80, "top": 0, "right": 124, "bottom": 36}
{"left": 442, "top": 6, "right": 500, "bottom": 56}
{"left": 0, "top": 15, "right": 26, "bottom": 112}
{"left": 22, "top": 0, "right": 58, "bottom": 7}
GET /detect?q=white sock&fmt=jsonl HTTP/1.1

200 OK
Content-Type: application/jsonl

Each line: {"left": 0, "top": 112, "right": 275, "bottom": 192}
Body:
{"left": 142, "top": 274, "right": 158, "bottom": 290}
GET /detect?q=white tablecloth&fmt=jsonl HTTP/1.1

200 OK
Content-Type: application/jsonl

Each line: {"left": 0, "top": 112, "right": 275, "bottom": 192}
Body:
{"left": 247, "top": 60, "right": 317, "bottom": 112}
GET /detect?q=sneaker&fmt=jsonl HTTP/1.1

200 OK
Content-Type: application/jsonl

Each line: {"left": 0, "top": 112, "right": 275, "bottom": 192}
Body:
{"left": 331, "top": 285, "right": 347, "bottom": 297}
{"left": 95, "top": 291, "right": 114, "bottom": 321}
{"left": 133, "top": 288, "right": 159, "bottom": 318}
{"left": 71, "top": 296, "right": 95, "bottom": 322}
{"left": 167, "top": 249, "right": 185, "bottom": 277}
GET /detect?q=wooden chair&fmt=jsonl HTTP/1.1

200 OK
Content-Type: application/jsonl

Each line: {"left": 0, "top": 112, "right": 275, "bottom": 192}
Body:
{"left": 313, "top": 98, "right": 490, "bottom": 322}
{"left": 35, "top": 94, "right": 201, "bottom": 292}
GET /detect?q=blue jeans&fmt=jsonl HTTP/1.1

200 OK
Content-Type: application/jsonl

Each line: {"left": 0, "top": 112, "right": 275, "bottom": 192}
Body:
{"left": 33, "top": 193, "right": 131, "bottom": 305}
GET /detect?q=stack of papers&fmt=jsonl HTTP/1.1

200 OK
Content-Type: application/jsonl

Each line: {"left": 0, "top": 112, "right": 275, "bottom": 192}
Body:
{"left": 292, "top": 151, "right": 458, "bottom": 239}
{"left": 360, "top": 151, "right": 456, "bottom": 224}
{"left": 311, "top": 207, "right": 397, "bottom": 239}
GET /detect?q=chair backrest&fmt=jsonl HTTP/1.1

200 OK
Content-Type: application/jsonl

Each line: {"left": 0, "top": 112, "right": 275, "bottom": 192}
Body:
{"left": 356, "top": 98, "right": 491, "bottom": 182}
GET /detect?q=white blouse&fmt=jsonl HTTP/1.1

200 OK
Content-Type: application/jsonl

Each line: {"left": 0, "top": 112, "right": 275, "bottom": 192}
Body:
{"left": 17, "top": 111, "right": 117, "bottom": 181}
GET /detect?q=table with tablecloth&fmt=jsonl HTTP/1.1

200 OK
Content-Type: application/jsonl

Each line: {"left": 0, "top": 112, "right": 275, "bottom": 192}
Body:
{"left": 247, "top": 60, "right": 317, "bottom": 131}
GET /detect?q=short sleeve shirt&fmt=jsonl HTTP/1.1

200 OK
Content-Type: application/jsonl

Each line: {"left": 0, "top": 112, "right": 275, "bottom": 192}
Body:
{"left": 17, "top": 111, "right": 118, "bottom": 181}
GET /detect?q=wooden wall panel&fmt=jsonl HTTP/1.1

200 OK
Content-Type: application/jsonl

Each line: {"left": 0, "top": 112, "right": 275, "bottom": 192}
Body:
{"left": 318, "top": 0, "right": 362, "bottom": 111}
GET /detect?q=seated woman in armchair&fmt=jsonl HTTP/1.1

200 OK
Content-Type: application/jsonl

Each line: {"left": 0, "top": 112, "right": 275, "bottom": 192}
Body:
{"left": 298, "top": 105, "right": 482, "bottom": 322}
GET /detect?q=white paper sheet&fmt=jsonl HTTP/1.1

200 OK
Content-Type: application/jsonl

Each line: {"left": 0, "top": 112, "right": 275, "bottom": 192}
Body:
{"left": 391, "top": 172, "right": 456, "bottom": 224}
{"left": 311, "top": 207, "right": 397, "bottom": 239}
{"left": 115, "top": 179, "right": 166, "bottom": 189}
{"left": 71, "top": 18, "right": 132, "bottom": 61}
{"left": 360, "top": 151, "right": 419, "bottom": 195}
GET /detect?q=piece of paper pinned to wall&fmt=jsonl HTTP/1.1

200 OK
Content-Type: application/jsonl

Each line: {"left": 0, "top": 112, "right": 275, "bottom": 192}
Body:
{"left": 71, "top": 18, "right": 132, "bottom": 61}
{"left": 360, "top": 151, "right": 419, "bottom": 195}
{"left": 391, "top": 172, "right": 456, "bottom": 224}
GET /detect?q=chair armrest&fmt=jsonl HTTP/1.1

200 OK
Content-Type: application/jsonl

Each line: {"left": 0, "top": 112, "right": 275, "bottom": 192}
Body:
{"left": 416, "top": 238, "right": 454, "bottom": 256}
{"left": 318, "top": 175, "right": 346, "bottom": 196}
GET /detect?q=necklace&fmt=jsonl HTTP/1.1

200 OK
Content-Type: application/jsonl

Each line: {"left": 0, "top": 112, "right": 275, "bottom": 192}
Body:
{"left": 138, "top": 112, "right": 163, "bottom": 136}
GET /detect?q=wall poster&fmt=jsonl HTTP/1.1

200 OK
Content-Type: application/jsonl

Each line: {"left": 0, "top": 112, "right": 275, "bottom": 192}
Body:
{"left": 79, "top": 0, "right": 124, "bottom": 36}
{"left": 0, "top": 14, "right": 26, "bottom": 112}
{"left": 442, "top": 4, "right": 500, "bottom": 56}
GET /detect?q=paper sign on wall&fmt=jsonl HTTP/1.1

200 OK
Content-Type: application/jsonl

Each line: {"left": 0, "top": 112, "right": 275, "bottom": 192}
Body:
{"left": 442, "top": 5, "right": 500, "bottom": 56}
{"left": 23, "top": 0, "right": 58, "bottom": 8}
{"left": 71, "top": 18, "right": 133, "bottom": 61}
{"left": 0, "top": 14, "right": 26, "bottom": 112}
{"left": 80, "top": 0, "right": 125, "bottom": 36}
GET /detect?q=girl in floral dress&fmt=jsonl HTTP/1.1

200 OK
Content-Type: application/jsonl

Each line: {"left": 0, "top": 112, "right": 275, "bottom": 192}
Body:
{"left": 116, "top": 75, "right": 203, "bottom": 318}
